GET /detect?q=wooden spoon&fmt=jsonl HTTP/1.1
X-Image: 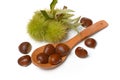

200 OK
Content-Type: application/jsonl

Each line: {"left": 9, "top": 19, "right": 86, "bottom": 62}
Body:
{"left": 31, "top": 20, "right": 108, "bottom": 69}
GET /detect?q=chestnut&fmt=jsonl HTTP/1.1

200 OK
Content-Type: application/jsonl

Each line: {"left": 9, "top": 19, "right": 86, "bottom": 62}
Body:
{"left": 85, "top": 38, "right": 97, "bottom": 48}
{"left": 36, "top": 53, "right": 49, "bottom": 64}
{"left": 18, "top": 42, "right": 32, "bottom": 54}
{"left": 56, "top": 43, "right": 70, "bottom": 57}
{"left": 49, "top": 53, "right": 62, "bottom": 65}
{"left": 80, "top": 17, "right": 93, "bottom": 27}
{"left": 43, "top": 44, "right": 55, "bottom": 56}
{"left": 18, "top": 55, "right": 31, "bottom": 67}
{"left": 75, "top": 47, "right": 88, "bottom": 58}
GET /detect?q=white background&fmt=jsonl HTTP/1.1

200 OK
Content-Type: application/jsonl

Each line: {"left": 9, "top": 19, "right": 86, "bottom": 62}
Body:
{"left": 0, "top": 0, "right": 120, "bottom": 80}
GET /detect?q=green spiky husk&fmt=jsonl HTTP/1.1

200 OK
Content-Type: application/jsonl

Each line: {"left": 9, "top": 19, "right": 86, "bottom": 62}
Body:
{"left": 45, "top": 20, "right": 67, "bottom": 43}
{"left": 27, "top": 11, "right": 68, "bottom": 42}
{"left": 27, "top": 11, "right": 47, "bottom": 41}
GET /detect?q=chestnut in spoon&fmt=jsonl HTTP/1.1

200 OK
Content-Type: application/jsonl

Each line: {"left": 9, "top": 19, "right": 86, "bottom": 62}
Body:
{"left": 31, "top": 20, "right": 108, "bottom": 69}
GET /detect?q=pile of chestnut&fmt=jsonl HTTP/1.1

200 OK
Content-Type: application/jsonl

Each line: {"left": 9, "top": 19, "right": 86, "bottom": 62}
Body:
{"left": 37, "top": 43, "right": 70, "bottom": 65}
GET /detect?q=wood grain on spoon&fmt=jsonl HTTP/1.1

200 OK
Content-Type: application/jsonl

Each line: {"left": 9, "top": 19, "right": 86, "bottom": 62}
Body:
{"left": 31, "top": 20, "right": 108, "bottom": 69}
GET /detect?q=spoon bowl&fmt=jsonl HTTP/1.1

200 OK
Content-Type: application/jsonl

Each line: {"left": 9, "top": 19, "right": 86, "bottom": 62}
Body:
{"left": 31, "top": 20, "right": 108, "bottom": 69}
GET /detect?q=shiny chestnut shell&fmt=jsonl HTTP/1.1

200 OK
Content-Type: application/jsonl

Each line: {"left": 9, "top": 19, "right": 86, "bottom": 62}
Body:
{"left": 18, "top": 55, "right": 31, "bottom": 67}
{"left": 80, "top": 17, "right": 93, "bottom": 27}
{"left": 18, "top": 42, "right": 32, "bottom": 54}
{"left": 85, "top": 38, "right": 97, "bottom": 48}
{"left": 49, "top": 53, "right": 62, "bottom": 65}
{"left": 56, "top": 43, "right": 70, "bottom": 57}
{"left": 75, "top": 47, "right": 88, "bottom": 58}
{"left": 36, "top": 53, "right": 49, "bottom": 64}
{"left": 43, "top": 44, "right": 55, "bottom": 56}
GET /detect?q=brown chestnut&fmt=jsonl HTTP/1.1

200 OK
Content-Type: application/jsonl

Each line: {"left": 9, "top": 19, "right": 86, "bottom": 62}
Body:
{"left": 75, "top": 47, "right": 88, "bottom": 58}
{"left": 56, "top": 43, "right": 70, "bottom": 57}
{"left": 80, "top": 17, "right": 93, "bottom": 27}
{"left": 18, "top": 42, "right": 32, "bottom": 54}
{"left": 85, "top": 38, "right": 97, "bottom": 48}
{"left": 49, "top": 53, "right": 62, "bottom": 65}
{"left": 18, "top": 55, "right": 31, "bottom": 67}
{"left": 36, "top": 53, "right": 48, "bottom": 64}
{"left": 43, "top": 44, "right": 55, "bottom": 56}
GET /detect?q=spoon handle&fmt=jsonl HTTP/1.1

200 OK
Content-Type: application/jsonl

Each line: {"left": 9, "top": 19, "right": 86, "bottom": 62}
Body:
{"left": 66, "top": 20, "right": 108, "bottom": 49}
